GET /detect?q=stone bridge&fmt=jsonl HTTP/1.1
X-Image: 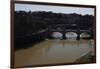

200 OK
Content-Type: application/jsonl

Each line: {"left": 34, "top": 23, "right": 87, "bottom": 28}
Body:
{"left": 47, "top": 29, "right": 90, "bottom": 40}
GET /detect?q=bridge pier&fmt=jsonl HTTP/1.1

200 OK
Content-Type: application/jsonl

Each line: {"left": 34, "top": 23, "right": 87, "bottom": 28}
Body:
{"left": 77, "top": 32, "right": 80, "bottom": 40}
{"left": 62, "top": 32, "right": 66, "bottom": 39}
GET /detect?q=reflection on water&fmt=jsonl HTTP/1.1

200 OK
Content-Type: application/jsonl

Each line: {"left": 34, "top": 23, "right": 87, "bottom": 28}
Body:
{"left": 15, "top": 39, "right": 94, "bottom": 67}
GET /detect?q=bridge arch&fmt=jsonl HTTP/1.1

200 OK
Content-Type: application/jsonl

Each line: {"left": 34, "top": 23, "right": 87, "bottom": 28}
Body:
{"left": 51, "top": 32, "right": 63, "bottom": 39}
{"left": 50, "top": 31, "right": 79, "bottom": 40}
{"left": 65, "top": 32, "right": 78, "bottom": 40}
{"left": 80, "top": 32, "right": 91, "bottom": 39}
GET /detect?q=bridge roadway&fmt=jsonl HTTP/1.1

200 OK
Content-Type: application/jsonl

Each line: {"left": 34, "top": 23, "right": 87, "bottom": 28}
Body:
{"left": 49, "top": 29, "right": 89, "bottom": 32}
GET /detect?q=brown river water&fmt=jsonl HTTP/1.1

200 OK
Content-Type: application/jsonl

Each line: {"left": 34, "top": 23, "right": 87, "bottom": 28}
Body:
{"left": 15, "top": 39, "right": 94, "bottom": 67}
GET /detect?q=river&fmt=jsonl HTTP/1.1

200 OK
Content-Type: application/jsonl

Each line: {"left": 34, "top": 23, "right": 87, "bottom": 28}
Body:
{"left": 15, "top": 39, "right": 94, "bottom": 67}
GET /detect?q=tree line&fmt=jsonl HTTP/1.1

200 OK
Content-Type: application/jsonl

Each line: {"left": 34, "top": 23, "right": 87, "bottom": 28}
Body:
{"left": 14, "top": 11, "right": 94, "bottom": 38}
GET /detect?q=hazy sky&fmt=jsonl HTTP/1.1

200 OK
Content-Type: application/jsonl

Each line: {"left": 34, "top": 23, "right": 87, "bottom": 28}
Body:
{"left": 15, "top": 4, "right": 94, "bottom": 15}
